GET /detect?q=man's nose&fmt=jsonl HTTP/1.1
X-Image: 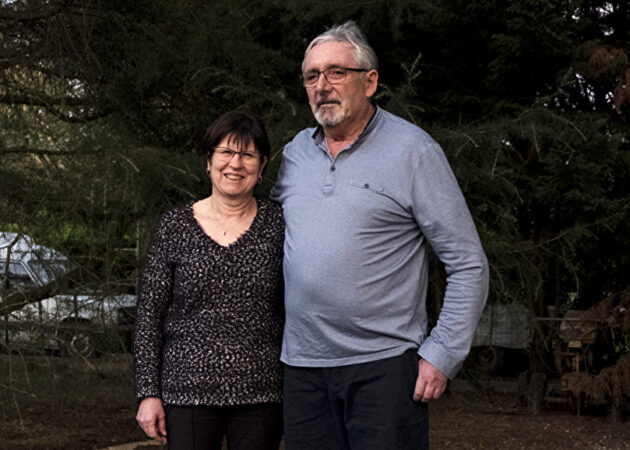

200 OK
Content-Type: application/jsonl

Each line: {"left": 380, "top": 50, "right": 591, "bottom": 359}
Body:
{"left": 315, "top": 72, "right": 332, "bottom": 90}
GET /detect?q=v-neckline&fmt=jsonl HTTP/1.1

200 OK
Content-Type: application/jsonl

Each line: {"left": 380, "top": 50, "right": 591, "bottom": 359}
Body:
{"left": 189, "top": 197, "right": 261, "bottom": 249}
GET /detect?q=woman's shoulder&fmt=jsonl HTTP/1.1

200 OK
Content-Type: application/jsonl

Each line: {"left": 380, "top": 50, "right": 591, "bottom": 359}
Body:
{"left": 154, "top": 202, "right": 194, "bottom": 232}
{"left": 257, "top": 198, "right": 284, "bottom": 222}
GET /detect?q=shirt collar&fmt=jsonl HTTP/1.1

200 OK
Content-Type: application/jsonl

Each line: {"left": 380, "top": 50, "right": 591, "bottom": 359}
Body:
{"left": 311, "top": 105, "right": 382, "bottom": 148}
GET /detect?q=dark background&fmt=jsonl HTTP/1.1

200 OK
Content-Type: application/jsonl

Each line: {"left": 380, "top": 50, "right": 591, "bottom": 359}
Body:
{"left": 0, "top": 2, "right": 629, "bottom": 445}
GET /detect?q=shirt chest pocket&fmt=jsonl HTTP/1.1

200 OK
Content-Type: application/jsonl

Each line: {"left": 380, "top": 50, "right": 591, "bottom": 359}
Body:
{"left": 345, "top": 181, "right": 411, "bottom": 226}
{"left": 348, "top": 180, "right": 386, "bottom": 194}
{"left": 348, "top": 181, "right": 396, "bottom": 206}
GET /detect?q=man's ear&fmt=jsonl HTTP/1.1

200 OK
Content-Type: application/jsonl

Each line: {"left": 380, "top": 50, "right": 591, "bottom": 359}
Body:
{"left": 365, "top": 69, "right": 379, "bottom": 98}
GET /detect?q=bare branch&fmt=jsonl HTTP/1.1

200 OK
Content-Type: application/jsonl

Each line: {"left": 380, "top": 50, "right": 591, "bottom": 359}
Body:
{"left": 0, "top": 267, "right": 80, "bottom": 315}
{"left": 0, "top": 283, "right": 59, "bottom": 315}
{"left": 2, "top": 233, "right": 22, "bottom": 290}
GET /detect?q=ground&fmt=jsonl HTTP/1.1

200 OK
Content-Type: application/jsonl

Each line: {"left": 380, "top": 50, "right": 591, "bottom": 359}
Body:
{"left": 431, "top": 388, "right": 630, "bottom": 449}
{"left": 0, "top": 353, "right": 628, "bottom": 449}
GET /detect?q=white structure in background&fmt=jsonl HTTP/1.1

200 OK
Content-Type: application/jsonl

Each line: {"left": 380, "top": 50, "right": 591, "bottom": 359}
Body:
{"left": 0, "top": 232, "right": 137, "bottom": 357}
{"left": 470, "top": 302, "right": 531, "bottom": 373}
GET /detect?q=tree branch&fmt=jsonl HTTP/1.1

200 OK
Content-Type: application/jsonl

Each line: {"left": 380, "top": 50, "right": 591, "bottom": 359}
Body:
{"left": 0, "top": 57, "right": 90, "bottom": 80}
{"left": 0, "top": 0, "right": 70, "bottom": 22}
{"left": 46, "top": 104, "right": 111, "bottom": 123}
{"left": 0, "top": 146, "right": 79, "bottom": 156}
{"left": 0, "top": 93, "right": 111, "bottom": 122}
{"left": 0, "top": 268, "right": 80, "bottom": 315}
{"left": 0, "top": 92, "right": 85, "bottom": 107}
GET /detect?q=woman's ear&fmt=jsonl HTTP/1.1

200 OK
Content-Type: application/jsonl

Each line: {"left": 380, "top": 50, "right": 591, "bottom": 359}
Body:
{"left": 259, "top": 156, "right": 268, "bottom": 175}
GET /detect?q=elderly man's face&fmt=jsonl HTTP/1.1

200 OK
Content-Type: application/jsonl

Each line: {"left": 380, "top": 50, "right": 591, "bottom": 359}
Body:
{"left": 303, "top": 41, "right": 376, "bottom": 130}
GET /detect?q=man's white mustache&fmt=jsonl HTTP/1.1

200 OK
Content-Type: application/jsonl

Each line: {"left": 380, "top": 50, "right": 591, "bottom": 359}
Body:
{"left": 316, "top": 99, "right": 341, "bottom": 108}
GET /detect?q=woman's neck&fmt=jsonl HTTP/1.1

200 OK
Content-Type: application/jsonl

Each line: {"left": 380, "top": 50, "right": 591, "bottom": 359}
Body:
{"left": 193, "top": 194, "right": 258, "bottom": 246}
{"left": 208, "top": 194, "right": 256, "bottom": 219}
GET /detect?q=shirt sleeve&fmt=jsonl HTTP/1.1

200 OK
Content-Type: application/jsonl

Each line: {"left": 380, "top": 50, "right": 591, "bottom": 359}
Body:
{"left": 133, "top": 214, "right": 175, "bottom": 399}
{"left": 269, "top": 145, "right": 288, "bottom": 204}
{"left": 412, "top": 143, "right": 489, "bottom": 379}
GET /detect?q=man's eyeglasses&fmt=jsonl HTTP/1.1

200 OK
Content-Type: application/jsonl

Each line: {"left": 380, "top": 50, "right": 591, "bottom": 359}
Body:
{"left": 302, "top": 67, "right": 367, "bottom": 88}
{"left": 213, "top": 147, "right": 261, "bottom": 165}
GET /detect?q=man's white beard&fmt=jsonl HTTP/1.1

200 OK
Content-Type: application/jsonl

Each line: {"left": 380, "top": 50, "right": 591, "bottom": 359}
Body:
{"left": 315, "top": 106, "right": 345, "bottom": 127}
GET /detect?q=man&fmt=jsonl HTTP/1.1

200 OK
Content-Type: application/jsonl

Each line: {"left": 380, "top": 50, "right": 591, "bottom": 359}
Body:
{"left": 271, "top": 21, "right": 489, "bottom": 449}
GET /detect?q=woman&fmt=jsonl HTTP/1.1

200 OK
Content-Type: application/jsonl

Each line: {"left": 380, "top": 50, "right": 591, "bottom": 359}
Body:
{"left": 134, "top": 111, "right": 284, "bottom": 449}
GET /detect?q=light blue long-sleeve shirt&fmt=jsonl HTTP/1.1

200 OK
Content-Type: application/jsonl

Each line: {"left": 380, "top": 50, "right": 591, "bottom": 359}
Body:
{"left": 270, "top": 107, "right": 489, "bottom": 378}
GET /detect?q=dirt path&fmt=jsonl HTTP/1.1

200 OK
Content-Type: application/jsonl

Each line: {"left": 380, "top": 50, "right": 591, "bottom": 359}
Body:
{"left": 431, "top": 389, "right": 630, "bottom": 449}
{"left": 104, "top": 391, "right": 630, "bottom": 450}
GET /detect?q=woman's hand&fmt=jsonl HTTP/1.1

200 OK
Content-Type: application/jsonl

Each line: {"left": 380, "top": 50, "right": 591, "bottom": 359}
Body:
{"left": 136, "top": 397, "right": 167, "bottom": 444}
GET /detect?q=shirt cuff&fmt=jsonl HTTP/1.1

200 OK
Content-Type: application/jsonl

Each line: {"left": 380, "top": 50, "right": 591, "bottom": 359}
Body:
{"left": 418, "top": 336, "right": 464, "bottom": 380}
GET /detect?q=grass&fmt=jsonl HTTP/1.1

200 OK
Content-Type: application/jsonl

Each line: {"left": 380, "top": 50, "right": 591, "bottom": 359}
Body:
{"left": 0, "top": 351, "right": 146, "bottom": 449}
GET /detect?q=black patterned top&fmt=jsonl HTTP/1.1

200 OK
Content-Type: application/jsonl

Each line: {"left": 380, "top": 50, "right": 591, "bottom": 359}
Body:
{"left": 133, "top": 198, "right": 285, "bottom": 406}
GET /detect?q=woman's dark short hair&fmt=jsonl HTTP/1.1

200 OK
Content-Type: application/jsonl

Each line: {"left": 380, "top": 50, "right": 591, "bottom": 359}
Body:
{"left": 201, "top": 111, "right": 270, "bottom": 165}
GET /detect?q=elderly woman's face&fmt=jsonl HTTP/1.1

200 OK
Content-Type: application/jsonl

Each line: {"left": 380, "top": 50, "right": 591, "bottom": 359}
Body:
{"left": 208, "top": 134, "right": 267, "bottom": 201}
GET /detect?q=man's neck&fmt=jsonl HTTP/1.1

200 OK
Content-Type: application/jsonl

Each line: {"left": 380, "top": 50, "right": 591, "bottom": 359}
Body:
{"left": 324, "top": 104, "right": 375, "bottom": 159}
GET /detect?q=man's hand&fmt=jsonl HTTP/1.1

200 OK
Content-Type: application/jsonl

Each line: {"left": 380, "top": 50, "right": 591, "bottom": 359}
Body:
{"left": 413, "top": 359, "right": 448, "bottom": 402}
{"left": 136, "top": 397, "right": 167, "bottom": 444}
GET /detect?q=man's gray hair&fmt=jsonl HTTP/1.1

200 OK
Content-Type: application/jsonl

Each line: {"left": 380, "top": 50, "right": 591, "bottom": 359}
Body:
{"left": 302, "top": 20, "right": 379, "bottom": 73}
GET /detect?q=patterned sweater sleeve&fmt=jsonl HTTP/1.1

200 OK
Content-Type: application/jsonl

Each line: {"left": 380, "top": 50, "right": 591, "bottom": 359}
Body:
{"left": 133, "top": 212, "right": 175, "bottom": 399}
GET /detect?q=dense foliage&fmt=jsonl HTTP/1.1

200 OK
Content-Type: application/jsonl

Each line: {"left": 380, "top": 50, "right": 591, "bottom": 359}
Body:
{"left": 1, "top": 0, "right": 629, "bottom": 325}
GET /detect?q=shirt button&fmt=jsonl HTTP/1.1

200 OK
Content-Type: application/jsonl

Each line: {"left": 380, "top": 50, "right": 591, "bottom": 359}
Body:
{"left": 364, "top": 183, "right": 370, "bottom": 189}
{"left": 330, "top": 166, "right": 336, "bottom": 172}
